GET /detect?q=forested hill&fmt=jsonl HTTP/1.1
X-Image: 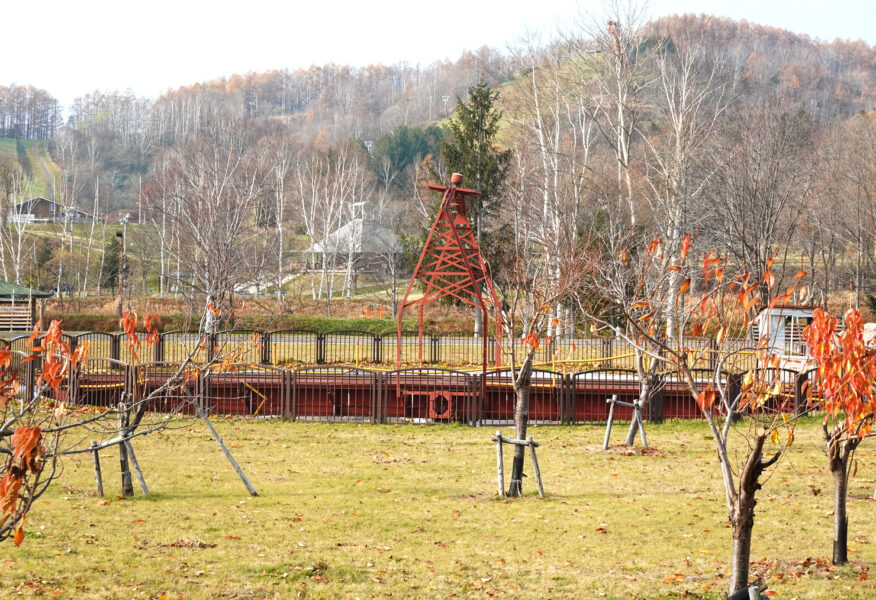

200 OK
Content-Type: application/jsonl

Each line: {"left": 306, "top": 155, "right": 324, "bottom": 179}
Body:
{"left": 4, "top": 13, "right": 876, "bottom": 215}
{"left": 645, "top": 14, "right": 876, "bottom": 119}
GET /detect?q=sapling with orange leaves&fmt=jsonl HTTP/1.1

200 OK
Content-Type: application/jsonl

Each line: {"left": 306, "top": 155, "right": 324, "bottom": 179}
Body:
{"left": 2, "top": 306, "right": 261, "bottom": 546}
{"left": 0, "top": 319, "right": 88, "bottom": 545}
{"left": 578, "top": 233, "right": 809, "bottom": 595}
{"left": 803, "top": 307, "right": 876, "bottom": 564}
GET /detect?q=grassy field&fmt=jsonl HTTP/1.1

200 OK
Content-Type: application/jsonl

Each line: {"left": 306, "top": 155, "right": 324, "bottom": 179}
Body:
{"left": 2, "top": 419, "right": 874, "bottom": 599}
{"left": 0, "top": 137, "right": 60, "bottom": 199}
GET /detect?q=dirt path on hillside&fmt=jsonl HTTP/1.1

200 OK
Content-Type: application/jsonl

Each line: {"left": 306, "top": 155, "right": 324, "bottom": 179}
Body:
{"left": 31, "top": 141, "right": 54, "bottom": 200}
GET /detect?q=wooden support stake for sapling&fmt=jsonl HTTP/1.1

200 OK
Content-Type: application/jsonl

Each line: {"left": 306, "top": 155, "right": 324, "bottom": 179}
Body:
{"left": 118, "top": 401, "right": 134, "bottom": 497}
{"left": 492, "top": 432, "right": 545, "bottom": 498}
{"left": 124, "top": 438, "right": 149, "bottom": 496}
{"left": 90, "top": 441, "right": 103, "bottom": 497}
{"left": 603, "top": 395, "right": 617, "bottom": 450}
{"left": 603, "top": 395, "right": 647, "bottom": 449}
{"left": 635, "top": 403, "right": 648, "bottom": 449}
{"left": 527, "top": 436, "right": 545, "bottom": 499}
{"left": 495, "top": 430, "right": 505, "bottom": 498}
{"left": 194, "top": 401, "right": 259, "bottom": 496}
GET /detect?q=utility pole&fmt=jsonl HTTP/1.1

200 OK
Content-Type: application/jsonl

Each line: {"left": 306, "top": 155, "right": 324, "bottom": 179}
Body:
{"left": 115, "top": 214, "right": 128, "bottom": 321}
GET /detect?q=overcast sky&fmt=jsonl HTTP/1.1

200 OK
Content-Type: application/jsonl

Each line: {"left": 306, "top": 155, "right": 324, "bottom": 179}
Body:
{"left": 4, "top": 0, "right": 875, "bottom": 109}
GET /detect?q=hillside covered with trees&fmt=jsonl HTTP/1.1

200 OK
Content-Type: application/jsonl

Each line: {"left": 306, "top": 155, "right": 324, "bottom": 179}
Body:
{"left": 0, "top": 12, "right": 874, "bottom": 318}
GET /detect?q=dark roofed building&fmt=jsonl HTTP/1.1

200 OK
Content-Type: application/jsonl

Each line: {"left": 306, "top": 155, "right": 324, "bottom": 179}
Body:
{"left": 0, "top": 281, "right": 53, "bottom": 330}
{"left": 10, "top": 197, "right": 101, "bottom": 224}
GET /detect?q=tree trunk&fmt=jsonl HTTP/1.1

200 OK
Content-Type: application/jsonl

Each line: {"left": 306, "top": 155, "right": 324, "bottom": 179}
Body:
{"left": 624, "top": 376, "right": 649, "bottom": 446}
{"left": 827, "top": 433, "right": 857, "bottom": 565}
{"left": 625, "top": 348, "right": 656, "bottom": 446}
{"left": 119, "top": 441, "right": 134, "bottom": 497}
{"left": 729, "top": 495, "right": 756, "bottom": 595}
{"left": 832, "top": 458, "right": 849, "bottom": 565}
{"left": 508, "top": 359, "right": 533, "bottom": 497}
{"left": 728, "top": 434, "right": 774, "bottom": 596}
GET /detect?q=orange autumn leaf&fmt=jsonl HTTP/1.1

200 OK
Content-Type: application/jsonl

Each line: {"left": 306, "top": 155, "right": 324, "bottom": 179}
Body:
{"left": 13, "top": 524, "right": 24, "bottom": 546}
{"left": 696, "top": 387, "right": 717, "bottom": 412}
{"left": 680, "top": 233, "right": 692, "bottom": 260}
{"left": 11, "top": 426, "right": 42, "bottom": 467}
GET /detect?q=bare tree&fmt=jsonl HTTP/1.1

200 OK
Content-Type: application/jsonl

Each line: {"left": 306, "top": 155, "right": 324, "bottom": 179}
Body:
{"left": 505, "top": 35, "right": 595, "bottom": 339}
{"left": 835, "top": 112, "right": 876, "bottom": 306}
{"left": 0, "top": 164, "right": 38, "bottom": 284}
{"left": 263, "top": 134, "right": 297, "bottom": 307}
{"left": 567, "top": 0, "right": 654, "bottom": 227}
{"left": 144, "top": 127, "right": 269, "bottom": 324}
{"left": 293, "top": 141, "right": 370, "bottom": 315}
{"left": 704, "top": 103, "right": 819, "bottom": 286}
{"left": 639, "top": 29, "right": 732, "bottom": 337}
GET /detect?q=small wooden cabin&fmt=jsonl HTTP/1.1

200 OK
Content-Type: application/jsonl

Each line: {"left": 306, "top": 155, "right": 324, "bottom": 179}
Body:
{"left": 0, "top": 282, "right": 53, "bottom": 330}
{"left": 751, "top": 305, "right": 815, "bottom": 357}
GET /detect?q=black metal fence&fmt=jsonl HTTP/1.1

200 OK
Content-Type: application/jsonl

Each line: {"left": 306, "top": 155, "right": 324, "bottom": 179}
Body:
{"left": 3, "top": 327, "right": 818, "bottom": 426}
{"left": 0, "top": 329, "right": 757, "bottom": 370}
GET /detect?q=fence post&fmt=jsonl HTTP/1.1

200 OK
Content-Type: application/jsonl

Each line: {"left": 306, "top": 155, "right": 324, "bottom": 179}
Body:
{"left": 279, "top": 368, "right": 288, "bottom": 420}
{"left": 430, "top": 335, "right": 440, "bottom": 365}
{"left": 154, "top": 333, "right": 163, "bottom": 363}
{"left": 207, "top": 332, "right": 218, "bottom": 362}
{"left": 708, "top": 339, "right": 718, "bottom": 372}
{"left": 68, "top": 360, "right": 79, "bottom": 405}
{"left": 795, "top": 370, "right": 809, "bottom": 416}
{"left": 290, "top": 368, "right": 298, "bottom": 420}
{"left": 25, "top": 349, "right": 38, "bottom": 404}
{"left": 648, "top": 373, "right": 665, "bottom": 424}
{"left": 373, "top": 335, "right": 382, "bottom": 365}
{"left": 316, "top": 333, "right": 326, "bottom": 365}
{"left": 260, "top": 331, "right": 271, "bottom": 365}
{"left": 111, "top": 334, "right": 121, "bottom": 362}
{"left": 728, "top": 372, "right": 744, "bottom": 420}
{"left": 372, "top": 371, "right": 382, "bottom": 424}
{"left": 603, "top": 337, "right": 612, "bottom": 364}
{"left": 67, "top": 334, "right": 78, "bottom": 357}
{"left": 562, "top": 373, "right": 572, "bottom": 425}
{"left": 473, "top": 372, "right": 483, "bottom": 426}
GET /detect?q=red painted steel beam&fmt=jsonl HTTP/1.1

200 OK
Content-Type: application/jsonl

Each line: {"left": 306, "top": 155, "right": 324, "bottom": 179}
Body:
{"left": 397, "top": 174, "right": 503, "bottom": 372}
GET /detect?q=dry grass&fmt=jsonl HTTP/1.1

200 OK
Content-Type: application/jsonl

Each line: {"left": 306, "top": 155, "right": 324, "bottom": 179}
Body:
{"left": 2, "top": 419, "right": 874, "bottom": 599}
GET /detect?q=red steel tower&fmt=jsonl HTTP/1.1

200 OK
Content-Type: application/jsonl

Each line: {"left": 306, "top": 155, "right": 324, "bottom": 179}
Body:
{"left": 397, "top": 173, "right": 502, "bottom": 370}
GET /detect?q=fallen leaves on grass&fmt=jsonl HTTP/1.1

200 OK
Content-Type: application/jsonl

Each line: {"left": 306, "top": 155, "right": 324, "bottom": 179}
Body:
{"left": 160, "top": 538, "right": 217, "bottom": 549}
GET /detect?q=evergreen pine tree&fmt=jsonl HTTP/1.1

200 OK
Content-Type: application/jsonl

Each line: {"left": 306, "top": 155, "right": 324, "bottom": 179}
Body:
{"left": 441, "top": 80, "right": 510, "bottom": 238}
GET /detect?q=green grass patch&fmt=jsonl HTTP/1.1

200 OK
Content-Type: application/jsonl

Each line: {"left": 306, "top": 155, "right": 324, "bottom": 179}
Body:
{"left": 0, "top": 137, "right": 19, "bottom": 163}
{"left": 2, "top": 419, "right": 874, "bottom": 598}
